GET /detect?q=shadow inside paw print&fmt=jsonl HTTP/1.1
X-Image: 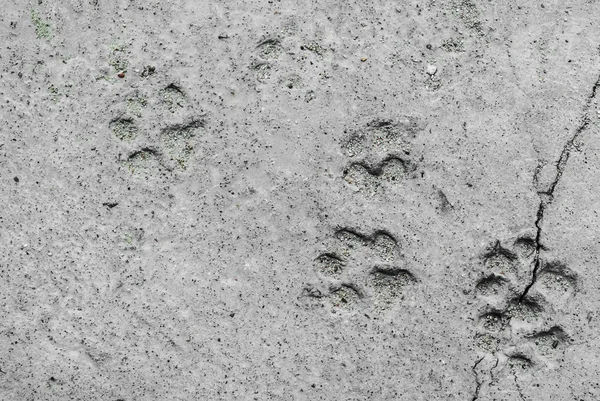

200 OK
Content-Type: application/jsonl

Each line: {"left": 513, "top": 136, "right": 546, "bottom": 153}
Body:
{"left": 306, "top": 228, "right": 417, "bottom": 313}
{"left": 343, "top": 157, "right": 418, "bottom": 195}
{"left": 472, "top": 238, "right": 578, "bottom": 372}
{"left": 119, "top": 147, "right": 166, "bottom": 179}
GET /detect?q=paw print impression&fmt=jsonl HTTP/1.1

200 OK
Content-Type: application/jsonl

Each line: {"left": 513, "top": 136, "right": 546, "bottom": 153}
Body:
{"left": 367, "top": 266, "right": 417, "bottom": 309}
{"left": 472, "top": 238, "right": 579, "bottom": 374}
{"left": 309, "top": 228, "right": 417, "bottom": 313}
{"left": 109, "top": 83, "right": 205, "bottom": 178}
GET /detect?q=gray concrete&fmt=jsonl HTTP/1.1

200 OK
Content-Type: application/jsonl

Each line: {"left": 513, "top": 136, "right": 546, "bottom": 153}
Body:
{"left": 1, "top": 0, "right": 600, "bottom": 399}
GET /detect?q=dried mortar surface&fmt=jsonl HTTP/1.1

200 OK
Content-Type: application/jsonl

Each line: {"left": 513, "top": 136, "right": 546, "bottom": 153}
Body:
{"left": 1, "top": 1, "right": 600, "bottom": 400}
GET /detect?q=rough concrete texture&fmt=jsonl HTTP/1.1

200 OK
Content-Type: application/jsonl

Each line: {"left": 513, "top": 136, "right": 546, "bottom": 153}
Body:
{"left": 1, "top": 0, "right": 600, "bottom": 400}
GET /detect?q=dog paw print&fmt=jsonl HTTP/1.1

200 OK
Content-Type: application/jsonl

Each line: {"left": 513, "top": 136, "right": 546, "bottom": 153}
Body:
{"left": 301, "top": 228, "right": 417, "bottom": 313}
{"left": 341, "top": 118, "right": 422, "bottom": 196}
{"left": 472, "top": 239, "right": 578, "bottom": 377}
{"left": 109, "top": 84, "right": 205, "bottom": 178}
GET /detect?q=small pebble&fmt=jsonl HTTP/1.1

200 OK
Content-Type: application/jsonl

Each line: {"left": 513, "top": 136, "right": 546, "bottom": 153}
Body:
{"left": 361, "top": 57, "right": 367, "bottom": 62}
{"left": 426, "top": 64, "right": 437, "bottom": 76}
{"left": 118, "top": 71, "right": 125, "bottom": 78}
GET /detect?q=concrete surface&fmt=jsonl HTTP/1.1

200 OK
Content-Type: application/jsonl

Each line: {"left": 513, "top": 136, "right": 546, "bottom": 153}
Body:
{"left": 1, "top": 0, "right": 600, "bottom": 400}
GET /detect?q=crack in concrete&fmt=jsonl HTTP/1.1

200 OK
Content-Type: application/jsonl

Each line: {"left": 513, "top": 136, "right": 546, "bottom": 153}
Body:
{"left": 471, "top": 356, "right": 485, "bottom": 401}
{"left": 512, "top": 370, "right": 526, "bottom": 401}
{"left": 471, "top": 355, "right": 500, "bottom": 400}
{"left": 489, "top": 356, "right": 499, "bottom": 387}
{"left": 519, "top": 72, "right": 600, "bottom": 302}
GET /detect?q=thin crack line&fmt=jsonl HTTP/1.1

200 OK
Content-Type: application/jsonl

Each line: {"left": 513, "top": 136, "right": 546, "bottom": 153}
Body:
{"left": 546, "top": 73, "right": 600, "bottom": 197}
{"left": 519, "top": 202, "right": 544, "bottom": 301}
{"left": 512, "top": 370, "right": 526, "bottom": 401}
{"left": 519, "top": 72, "right": 600, "bottom": 301}
{"left": 489, "top": 355, "right": 499, "bottom": 386}
{"left": 471, "top": 356, "right": 485, "bottom": 401}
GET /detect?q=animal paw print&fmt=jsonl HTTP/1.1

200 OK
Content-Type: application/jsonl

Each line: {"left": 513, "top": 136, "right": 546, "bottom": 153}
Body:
{"left": 109, "top": 84, "right": 205, "bottom": 177}
{"left": 301, "top": 229, "right": 417, "bottom": 313}
{"left": 473, "top": 240, "right": 578, "bottom": 372}
{"left": 341, "top": 118, "right": 422, "bottom": 195}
